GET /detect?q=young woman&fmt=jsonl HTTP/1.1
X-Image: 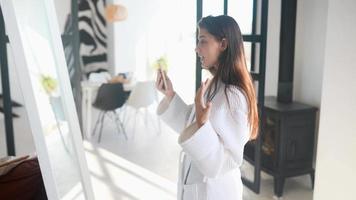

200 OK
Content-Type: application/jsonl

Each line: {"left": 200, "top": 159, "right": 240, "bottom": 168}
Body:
{"left": 156, "top": 15, "right": 259, "bottom": 200}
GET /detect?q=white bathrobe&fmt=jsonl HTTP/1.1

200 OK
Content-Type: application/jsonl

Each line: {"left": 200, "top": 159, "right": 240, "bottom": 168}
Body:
{"left": 157, "top": 82, "right": 250, "bottom": 200}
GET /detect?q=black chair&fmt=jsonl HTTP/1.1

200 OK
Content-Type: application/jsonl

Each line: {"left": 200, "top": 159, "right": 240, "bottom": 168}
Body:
{"left": 92, "top": 83, "right": 128, "bottom": 142}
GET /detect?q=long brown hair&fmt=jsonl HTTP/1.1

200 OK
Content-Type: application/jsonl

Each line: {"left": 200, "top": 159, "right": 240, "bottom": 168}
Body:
{"left": 198, "top": 15, "right": 259, "bottom": 140}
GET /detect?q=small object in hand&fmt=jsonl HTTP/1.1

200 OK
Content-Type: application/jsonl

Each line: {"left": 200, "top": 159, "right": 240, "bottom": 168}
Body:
{"left": 160, "top": 68, "right": 168, "bottom": 90}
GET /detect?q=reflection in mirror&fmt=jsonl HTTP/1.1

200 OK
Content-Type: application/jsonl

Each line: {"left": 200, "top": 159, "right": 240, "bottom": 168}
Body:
{"left": 1, "top": 0, "right": 93, "bottom": 199}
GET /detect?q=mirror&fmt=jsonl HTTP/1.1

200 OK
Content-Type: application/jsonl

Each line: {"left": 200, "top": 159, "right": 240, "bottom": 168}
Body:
{"left": 0, "top": 0, "right": 94, "bottom": 199}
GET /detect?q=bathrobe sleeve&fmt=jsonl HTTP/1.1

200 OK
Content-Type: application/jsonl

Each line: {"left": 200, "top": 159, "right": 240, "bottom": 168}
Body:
{"left": 157, "top": 94, "right": 193, "bottom": 134}
{"left": 179, "top": 88, "right": 250, "bottom": 178}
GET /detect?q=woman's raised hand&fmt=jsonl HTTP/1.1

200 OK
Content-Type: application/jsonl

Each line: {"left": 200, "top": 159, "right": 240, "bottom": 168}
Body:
{"left": 195, "top": 78, "right": 212, "bottom": 128}
{"left": 156, "top": 69, "right": 175, "bottom": 99}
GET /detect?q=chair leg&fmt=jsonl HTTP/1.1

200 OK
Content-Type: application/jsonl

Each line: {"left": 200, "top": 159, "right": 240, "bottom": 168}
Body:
{"left": 144, "top": 108, "right": 149, "bottom": 128}
{"left": 97, "top": 112, "right": 106, "bottom": 143}
{"left": 154, "top": 99, "right": 162, "bottom": 135}
{"left": 121, "top": 105, "right": 128, "bottom": 124}
{"left": 148, "top": 111, "right": 162, "bottom": 136}
{"left": 157, "top": 116, "right": 162, "bottom": 136}
{"left": 112, "top": 110, "right": 121, "bottom": 135}
{"left": 114, "top": 110, "right": 128, "bottom": 140}
{"left": 145, "top": 109, "right": 161, "bottom": 136}
{"left": 132, "top": 110, "right": 139, "bottom": 140}
{"left": 117, "top": 108, "right": 125, "bottom": 130}
{"left": 113, "top": 111, "right": 121, "bottom": 135}
{"left": 92, "top": 111, "right": 103, "bottom": 137}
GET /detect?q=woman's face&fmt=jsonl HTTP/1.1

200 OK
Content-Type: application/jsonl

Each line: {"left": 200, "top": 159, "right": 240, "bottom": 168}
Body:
{"left": 195, "top": 28, "right": 224, "bottom": 70}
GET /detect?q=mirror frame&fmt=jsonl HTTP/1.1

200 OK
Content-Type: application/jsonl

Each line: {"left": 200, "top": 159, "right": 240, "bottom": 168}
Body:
{"left": 0, "top": 0, "right": 94, "bottom": 199}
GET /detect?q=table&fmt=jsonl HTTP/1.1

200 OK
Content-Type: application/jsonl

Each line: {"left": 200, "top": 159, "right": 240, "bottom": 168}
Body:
{"left": 81, "top": 81, "right": 101, "bottom": 139}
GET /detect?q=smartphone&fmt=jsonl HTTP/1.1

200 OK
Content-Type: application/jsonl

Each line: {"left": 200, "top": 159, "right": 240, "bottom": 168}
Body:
{"left": 159, "top": 68, "right": 168, "bottom": 90}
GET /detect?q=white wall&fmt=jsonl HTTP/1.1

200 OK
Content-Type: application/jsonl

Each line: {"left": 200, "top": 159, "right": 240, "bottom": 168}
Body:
{"left": 113, "top": 0, "right": 158, "bottom": 75}
{"left": 313, "top": 0, "right": 356, "bottom": 199}
{"left": 112, "top": 0, "right": 282, "bottom": 98}
{"left": 293, "top": 0, "right": 329, "bottom": 166}
{"left": 264, "top": 0, "right": 281, "bottom": 96}
{"left": 113, "top": 0, "right": 198, "bottom": 104}
{"left": 107, "top": 0, "right": 116, "bottom": 76}
{"left": 294, "top": 0, "right": 329, "bottom": 106}
{"left": 112, "top": 0, "right": 284, "bottom": 103}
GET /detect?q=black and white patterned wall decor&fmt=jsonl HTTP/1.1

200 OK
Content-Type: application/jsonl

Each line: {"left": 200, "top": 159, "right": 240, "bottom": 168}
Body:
{"left": 78, "top": 0, "right": 108, "bottom": 75}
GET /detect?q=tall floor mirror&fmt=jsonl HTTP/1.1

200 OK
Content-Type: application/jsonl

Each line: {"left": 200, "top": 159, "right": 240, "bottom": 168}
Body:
{"left": 0, "top": 0, "right": 94, "bottom": 199}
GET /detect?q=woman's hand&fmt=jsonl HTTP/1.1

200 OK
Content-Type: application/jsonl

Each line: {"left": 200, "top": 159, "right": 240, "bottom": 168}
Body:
{"left": 156, "top": 69, "right": 175, "bottom": 100}
{"left": 195, "top": 79, "right": 212, "bottom": 128}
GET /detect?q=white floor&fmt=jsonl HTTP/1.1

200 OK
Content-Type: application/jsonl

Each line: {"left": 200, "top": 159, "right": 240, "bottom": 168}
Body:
{"left": 0, "top": 103, "right": 313, "bottom": 200}
{"left": 85, "top": 106, "right": 314, "bottom": 200}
